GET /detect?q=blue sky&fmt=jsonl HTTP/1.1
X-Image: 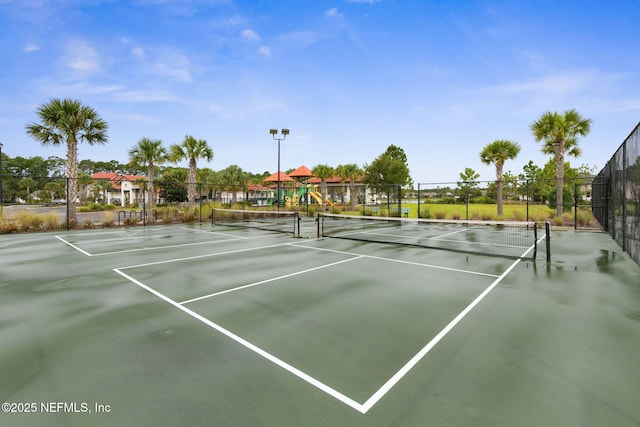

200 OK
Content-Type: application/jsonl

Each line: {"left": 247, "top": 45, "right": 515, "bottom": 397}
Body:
{"left": 1, "top": 0, "right": 639, "bottom": 183}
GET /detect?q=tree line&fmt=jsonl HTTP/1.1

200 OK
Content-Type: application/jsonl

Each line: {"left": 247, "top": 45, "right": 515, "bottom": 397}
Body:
{"left": 1, "top": 98, "right": 592, "bottom": 224}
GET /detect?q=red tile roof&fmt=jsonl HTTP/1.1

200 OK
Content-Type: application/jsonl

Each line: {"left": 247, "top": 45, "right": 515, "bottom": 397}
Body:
{"left": 264, "top": 171, "right": 295, "bottom": 182}
{"left": 288, "top": 165, "right": 313, "bottom": 177}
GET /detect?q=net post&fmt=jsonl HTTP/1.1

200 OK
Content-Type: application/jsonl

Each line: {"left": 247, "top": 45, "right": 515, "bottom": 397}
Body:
{"left": 316, "top": 213, "right": 321, "bottom": 238}
{"left": 211, "top": 208, "right": 214, "bottom": 226}
{"left": 533, "top": 222, "right": 538, "bottom": 260}
{"left": 295, "top": 212, "right": 300, "bottom": 237}
{"left": 545, "top": 221, "right": 551, "bottom": 262}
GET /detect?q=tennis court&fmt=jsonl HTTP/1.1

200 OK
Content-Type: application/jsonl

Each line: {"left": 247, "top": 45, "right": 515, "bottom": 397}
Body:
{"left": 1, "top": 215, "right": 639, "bottom": 426}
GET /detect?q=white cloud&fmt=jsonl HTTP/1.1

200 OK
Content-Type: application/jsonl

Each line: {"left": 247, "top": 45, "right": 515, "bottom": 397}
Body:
{"left": 23, "top": 43, "right": 40, "bottom": 52}
{"left": 64, "top": 39, "right": 101, "bottom": 75}
{"left": 241, "top": 29, "right": 260, "bottom": 42}
{"left": 113, "top": 89, "right": 177, "bottom": 103}
{"left": 325, "top": 7, "right": 340, "bottom": 18}
{"left": 275, "top": 31, "right": 321, "bottom": 50}
{"left": 121, "top": 113, "right": 162, "bottom": 124}
{"left": 257, "top": 45, "right": 272, "bottom": 58}
{"left": 130, "top": 46, "right": 145, "bottom": 58}
{"left": 36, "top": 80, "right": 122, "bottom": 98}
{"left": 153, "top": 51, "right": 192, "bottom": 82}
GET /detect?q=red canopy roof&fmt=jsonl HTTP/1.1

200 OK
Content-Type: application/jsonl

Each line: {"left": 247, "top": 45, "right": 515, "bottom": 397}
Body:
{"left": 264, "top": 171, "right": 295, "bottom": 182}
{"left": 288, "top": 165, "right": 314, "bottom": 178}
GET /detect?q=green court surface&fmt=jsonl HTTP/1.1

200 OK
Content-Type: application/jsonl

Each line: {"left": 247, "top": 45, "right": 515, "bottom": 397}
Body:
{"left": 1, "top": 223, "right": 639, "bottom": 426}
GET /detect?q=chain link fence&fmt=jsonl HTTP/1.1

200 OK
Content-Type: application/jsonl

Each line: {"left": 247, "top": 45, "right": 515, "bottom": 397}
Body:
{"left": 592, "top": 122, "right": 640, "bottom": 265}
{"left": 416, "top": 177, "right": 598, "bottom": 229}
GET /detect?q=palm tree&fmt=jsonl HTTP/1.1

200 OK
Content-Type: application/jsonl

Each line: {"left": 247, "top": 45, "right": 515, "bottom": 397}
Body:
{"left": 479, "top": 140, "right": 521, "bottom": 216}
{"left": 77, "top": 172, "right": 93, "bottom": 203}
{"left": 531, "top": 109, "right": 592, "bottom": 217}
{"left": 92, "top": 179, "right": 113, "bottom": 204}
{"left": 18, "top": 177, "right": 37, "bottom": 204}
{"left": 128, "top": 138, "right": 168, "bottom": 219}
{"left": 312, "top": 164, "right": 334, "bottom": 208}
{"left": 220, "top": 165, "right": 245, "bottom": 204}
{"left": 197, "top": 168, "right": 216, "bottom": 201}
{"left": 169, "top": 135, "right": 213, "bottom": 214}
{"left": 336, "top": 163, "right": 363, "bottom": 210}
{"left": 25, "top": 98, "right": 108, "bottom": 224}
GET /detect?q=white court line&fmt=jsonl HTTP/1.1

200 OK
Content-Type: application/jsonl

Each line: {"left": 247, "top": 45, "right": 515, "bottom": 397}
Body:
{"left": 90, "top": 237, "right": 255, "bottom": 257}
{"left": 115, "top": 230, "right": 545, "bottom": 414}
{"left": 59, "top": 232, "right": 279, "bottom": 257}
{"left": 64, "top": 226, "right": 236, "bottom": 245}
{"left": 179, "top": 227, "right": 244, "bottom": 238}
{"left": 180, "top": 255, "right": 365, "bottom": 304}
{"left": 290, "top": 243, "right": 500, "bottom": 278}
{"left": 358, "top": 230, "right": 546, "bottom": 413}
{"left": 55, "top": 235, "right": 93, "bottom": 256}
{"left": 65, "top": 233, "right": 198, "bottom": 245}
{"left": 116, "top": 241, "right": 293, "bottom": 270}
{"left": 113, "top": 267, "right": 367, "bottom": 414}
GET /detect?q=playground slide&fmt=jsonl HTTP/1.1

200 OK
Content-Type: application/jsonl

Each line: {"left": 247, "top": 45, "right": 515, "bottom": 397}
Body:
{"left": 310, "top": 192, "right": 334, "bottom": 206}
{"left": 309, "top": 191, "right": 322, "bottom": 205}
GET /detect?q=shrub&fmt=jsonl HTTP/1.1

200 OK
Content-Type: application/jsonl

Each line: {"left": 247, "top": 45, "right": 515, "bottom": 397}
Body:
{"left": 470, "top": 196, "right": 496, "bottom": 204}
{"left": 434, "top": 211, "right": 446, "bottom": 219}
{"left": 17, "top": 211, "right": 45, "bottom": 232}
{"left": 451, "top": 212, "right": 461, "bottom": 220}
{"left": 123, "top": 217, "right": 138, "bottom": 226}
{"left": 160, "top": 207, "right": 179, "bottom": 223}
{"left": 102, "top": 211, "right": 115, "bottom": 228}
{"left": 513, "top": 210, "right": 525, "bottom": 221}
{"left": 576, "top": 209, "right": 594, "bottom": 226}
{"left": 547, "top": 188, "right": 574, "bottom": 212}
{"left": 419, "top": 206, "right": 431, "bottom": 218}
{"left": 181, "top": 212, "right": 198, "bottom": 223}
{"left": 43, "top": 213, "right": 60, "bottom": 230}
{"left": 0, "top": 219, "right": 19, "bottom": 234}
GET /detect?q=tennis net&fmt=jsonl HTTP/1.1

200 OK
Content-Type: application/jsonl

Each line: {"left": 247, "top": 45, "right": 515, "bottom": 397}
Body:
{"left": 212, "top": 208, "right": 300, "bottom": 236}
{"left": 318, "top": 213, "right": 547, "bottom": 260}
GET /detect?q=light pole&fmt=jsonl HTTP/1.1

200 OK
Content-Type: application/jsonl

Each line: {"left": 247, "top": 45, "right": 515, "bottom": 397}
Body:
{"left": 269, "top": 129, "right": 289, "bottom": 210}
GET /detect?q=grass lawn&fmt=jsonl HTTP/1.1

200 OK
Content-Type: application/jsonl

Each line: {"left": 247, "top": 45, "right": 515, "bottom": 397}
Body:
{"left": 414, "top": 203, "right": 553, "bottom": 221}
{"left": 336, "top": 203, "right": 598, "bottom": 227}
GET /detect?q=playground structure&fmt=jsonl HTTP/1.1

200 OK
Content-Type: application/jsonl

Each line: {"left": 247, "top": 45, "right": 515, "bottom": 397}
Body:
{"left": 285, "top": 184, "right": 335, "bottom": 208}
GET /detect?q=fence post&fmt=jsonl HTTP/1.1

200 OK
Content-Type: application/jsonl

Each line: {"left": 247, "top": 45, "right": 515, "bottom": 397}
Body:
{"left": 417, "top": 183, "right": 421, "bottom": 218}
{"left": 574, "top": 182, "right": 578, "bottom": 230}
{"left": 142, "top": 180, "right": 147, "bottom": 227}
{"left": 465, "top": 181, "right": 469, "bottom": 221}
{"left": 66, "top": 177, "right": 70, "bottom": 230}
{"left": 526, "top": 179, "right": 530, "bottom": 222}
{"left": 622, "top": 142, "right": 627, "bottom": 252}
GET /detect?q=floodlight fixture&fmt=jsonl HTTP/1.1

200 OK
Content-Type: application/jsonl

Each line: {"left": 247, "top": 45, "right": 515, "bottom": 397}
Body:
{"left": 269, "top": 129, "right": 278, "bottom": 135}
{"left": 281, "top": 128, "right": 289, "bottom": 136}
